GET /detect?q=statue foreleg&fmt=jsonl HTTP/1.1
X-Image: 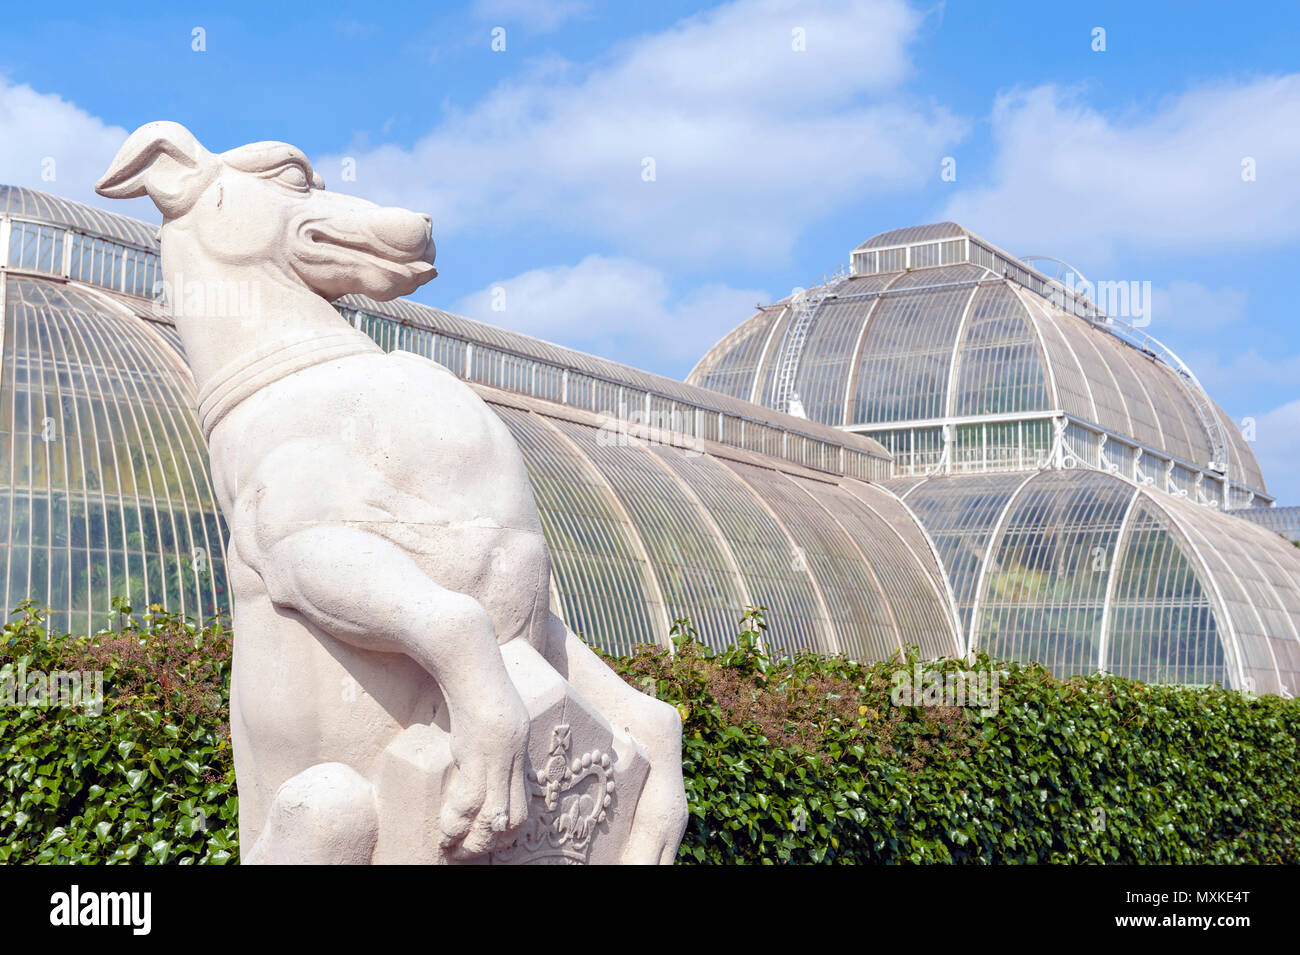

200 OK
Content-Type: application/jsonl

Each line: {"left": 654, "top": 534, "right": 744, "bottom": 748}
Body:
{"left": 233, "top": 518, "right": 531, "bottom": 859}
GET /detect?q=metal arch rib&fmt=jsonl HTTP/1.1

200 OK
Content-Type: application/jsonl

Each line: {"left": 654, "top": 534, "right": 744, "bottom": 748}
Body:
{"left": 964, "top": 470, "right": 1040, "bottom": 656}
{"left": 771, "top": 265, "right": 848, "bottom": 415}
{"left": 1140, "top": 492, "right": 1257, "bottom": 692}
{"left": 1126, "top": 328, "right": 1231, "bottom": 477}
{"left": 838, "top": 479, "right": 967, "bottom": 658}
{"left": 1021, "top": 252, "right": 1229, "bottom": 480}
{"left": 1019, "top": 255, "right": 1086, "bottom": 289}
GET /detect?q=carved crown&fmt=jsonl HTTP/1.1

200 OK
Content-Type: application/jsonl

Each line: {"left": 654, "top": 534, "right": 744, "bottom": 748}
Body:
{"left": 492, "top": 724, "right": 616, "bottom": 865}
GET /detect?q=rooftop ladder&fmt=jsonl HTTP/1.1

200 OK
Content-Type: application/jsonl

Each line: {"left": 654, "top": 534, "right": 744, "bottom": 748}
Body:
{"left": 773, "top": 266, "right": 848, "bottom": 415}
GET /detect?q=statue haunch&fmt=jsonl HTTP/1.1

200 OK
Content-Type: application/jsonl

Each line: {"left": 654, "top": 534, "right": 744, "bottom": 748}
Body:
{"left": 96, "top": 122, "right": 688, "bottom": 864}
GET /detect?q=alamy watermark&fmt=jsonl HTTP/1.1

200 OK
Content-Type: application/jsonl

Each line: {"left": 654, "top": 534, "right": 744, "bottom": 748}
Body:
{"left": 597, "top": 402, "right": 704, "bottom": 456}
{"left": 1, "top": 664, "right": 103, "bottom": 716}
{"left": 50, "top": 885, "right": 150, "bottom": 935}
{"left": 151, "top": 273, "right": 263, "bottom": 321}
{"left": 1046, "top": 273, "right": 1153, "bottom": 327}
{"left": 890, "top": 663, "right": 1004, "bottom": 715}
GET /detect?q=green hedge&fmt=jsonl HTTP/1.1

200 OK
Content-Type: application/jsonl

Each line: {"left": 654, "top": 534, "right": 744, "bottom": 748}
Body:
{"left": 0, "top": 601, "right": 237, "bottom": 864}
{"left": 2, "top": 604, "right": 1298, "bottom": 864}
{"left": 611, "top": 612, "right": 1300, "bottom": 863}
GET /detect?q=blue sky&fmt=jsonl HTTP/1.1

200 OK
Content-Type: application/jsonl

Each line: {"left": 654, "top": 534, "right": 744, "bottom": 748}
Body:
{"left": 2, "top": 1, "right": 1298, "bottom": 500}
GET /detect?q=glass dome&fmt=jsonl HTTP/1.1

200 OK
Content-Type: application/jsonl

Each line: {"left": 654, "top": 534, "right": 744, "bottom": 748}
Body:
{"left": 688, "top": 223, "right": 1268, "bottom": 508}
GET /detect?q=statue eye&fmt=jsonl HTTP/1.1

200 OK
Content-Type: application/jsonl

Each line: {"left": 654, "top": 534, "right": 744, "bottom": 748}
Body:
{"left": 274, "top": 164, "right": 310, "bottom": 189}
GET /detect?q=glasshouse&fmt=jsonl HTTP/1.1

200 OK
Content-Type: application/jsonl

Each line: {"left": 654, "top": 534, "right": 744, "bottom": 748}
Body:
{"left": 0, "top": 184, "right": 959, "bottom": 661}
{"left": 3, "top": 185, "right": 1298, "bottom": 696}
{"left": 887, "top": 470, "right": 1300, "bottom": 696}
{"left": 690, "top": 222, "right": 1300, "bottom": 696}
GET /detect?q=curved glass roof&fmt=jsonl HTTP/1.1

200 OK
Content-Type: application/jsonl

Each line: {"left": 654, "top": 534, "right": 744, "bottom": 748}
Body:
{"left": 853, "top": 221, "right": 967, "bottom": 250}
{"left": 688, "top": 224, "right": 1266, "bottom": 497}
{"left": 0, "top": 275, "right": 226, "bottom": 636}
{"left": 889, "top": 469, "right": 1300, "bottom": 696}
{"left": 489, "top": 396, "right": 960, "bottom": 658}
{"left": 1, "top": 184, "right": 158, "bottom": 249}
{"left": 1236, "top": 506, "right": 1300, "bottom": 545}
{"left": 0, "top": 185, "right": 960, "bottom": 660}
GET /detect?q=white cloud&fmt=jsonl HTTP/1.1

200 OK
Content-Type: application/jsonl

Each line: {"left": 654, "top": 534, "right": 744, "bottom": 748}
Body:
{"left": 1148, "top": 280, "right": 1247, "bottom": 335}
{"left": 1252, "top": 399, "right": 1300, "bottom": 504}
{"left": 0, "top": 77, "right": 155, "bottom": 221}
{"left": 1178, "top": 348, "right": 1300, "bottom": 500}
{"left": 318, "top": 0, "right": 963, "bottom": 265}
{"left": 453, "top": 255, "right": 767, "bottom": 371}
{"left": 1184, "top": 347, "right": 1300, "bottom": 398}
{"left": 472, "top": 0, "right": 591, "bottom": 33}
{"left": 943, "top": 78, "right": 1300, "bottom": 261}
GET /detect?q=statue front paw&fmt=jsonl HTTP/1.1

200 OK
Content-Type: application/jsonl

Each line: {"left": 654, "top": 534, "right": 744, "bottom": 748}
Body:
{"left": 438, "top": 691, "right": 532, "bottom": 859}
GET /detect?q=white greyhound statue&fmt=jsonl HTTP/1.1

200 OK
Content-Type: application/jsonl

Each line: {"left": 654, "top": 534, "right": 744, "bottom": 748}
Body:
{"left": 95, "top": 121, "right": 687, "bottom": 864}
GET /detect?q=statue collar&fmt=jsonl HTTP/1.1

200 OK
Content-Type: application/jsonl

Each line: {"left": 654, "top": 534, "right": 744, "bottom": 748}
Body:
{"left": 195, "top": 327, "right": 379, "bottom": 440}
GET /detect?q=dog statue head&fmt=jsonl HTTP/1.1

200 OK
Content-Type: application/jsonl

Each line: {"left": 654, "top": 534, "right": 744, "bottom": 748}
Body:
{"left": 95, "top": 121, "right": 436, "bottom": 302}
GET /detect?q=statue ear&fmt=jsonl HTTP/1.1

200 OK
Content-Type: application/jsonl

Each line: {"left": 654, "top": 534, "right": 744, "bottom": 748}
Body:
{"left": 95, "top": 121, "right": 217, "bottom": 218}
